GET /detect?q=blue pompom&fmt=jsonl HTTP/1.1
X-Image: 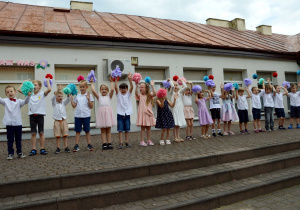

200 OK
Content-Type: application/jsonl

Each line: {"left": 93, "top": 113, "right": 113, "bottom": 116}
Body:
{"left": 297, "top": 70, "right": 300, "bottom": 75}
{"left": 21, "top": 81, "right": 34, "bottom": 96}
{"left": 233, "top": 83, "right": 239, "bottom": 90}
{"left": 145, "top": 76, "right": 151, "bottom": 84}
{"left": 253, "top": 74, "right": 258, "bottom": 79}
{"left": 203, "top": 76, "right": 209, "bottom": 82}
{"left": 63, "top": 87, "right": 72, "bottom": 95}
{"left": 66, "top": 83, "right": 78, "bottom": 96}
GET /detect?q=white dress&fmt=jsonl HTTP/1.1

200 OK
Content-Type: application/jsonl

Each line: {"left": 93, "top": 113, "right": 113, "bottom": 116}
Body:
{"left": 169, "top": 81, "right": 187, "bottom": 127}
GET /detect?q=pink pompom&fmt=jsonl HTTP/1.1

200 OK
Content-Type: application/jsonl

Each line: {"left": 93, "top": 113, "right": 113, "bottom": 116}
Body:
{"left": 178, "top": 77, "right": 186, "bottom": 85}
{"left": 157, "top": 88, "right": 167, "bottom": 99}
{"left": 132, "top": 73, "right": 142, "bottom": 84}
{"left": 77, "top": 75, "right": 84, "bottom": 82}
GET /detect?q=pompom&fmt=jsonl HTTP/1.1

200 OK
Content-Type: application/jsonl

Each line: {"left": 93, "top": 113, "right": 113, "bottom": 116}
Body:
{"left": 111, "top": 67, "right": 122, "bottom": 78}
{"left": 66, "top": 83, "right": 77, "bottom": 95}
{"left": 224, "top": 83, "right": 233, "bottom": 92}
{"left": 233, "top": 83, "right": 239, "bottom": 90}
{"left": 157, "top": 88, "right": 167, "bottom": 98}
{"left": 145, "top": 76, "right": 151, "bottom": 84}
{"left": 203, "top": 76, "right": 209, "bottom": 82}
{"left": 244, "top": 78, "right": 252, "bottom": 86}
{"left": 77, "top": 75, "right": 84, "bottom": 82}
{"left": 21, "top": 81, "right": 34, "bottom": 96}
{"left": 272, "top": 72, "right": 278, "bottom": 77}
{"left": 209, "top": 75, "right": 214, "bottom": 80}
{"left": 43, "top": 78, "right": 53, "bottom": 87}
{"left": 297, "top": 70, "right": 300, "bottom": 75}
{"left": 87, "top": 70, "right": 97, "bottom": 82}
{"left": 132, "top": 73, "right": 142, "bottom": 84}
{"left": 282, "top": 81, "right": 291, "bottom": 89}
{"left": 258, "top": 78, "right": 265, "bottom": 85}
{"left": 178, "top": 77, "right": 186, "bottom": 85}
{"left": 192, "top": 85, "right": 202, "bottom": 93}
{"left": 162, "top": 80, "right": 171, "bottom": 89}
{"left": 63, "top": 87, "right": 72, "bottom": 95}
{"left": 205, "top": 79, "right": 215, "bottom": 87}
{"left": 253, "top": 74, "right": 258, "bottom": 79}
{"left": 45, "top": 74, "right": 53, "bottom": 79}
{"left": 173, "top": 75, "right": 179, "bottom": 81}
{"left": 113, "top": 77, "right": 120, "bottom": 82}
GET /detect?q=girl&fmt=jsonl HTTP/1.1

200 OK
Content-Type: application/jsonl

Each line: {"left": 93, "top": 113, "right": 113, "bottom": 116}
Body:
{"left": 183, "top": 83, "right": 195, "bottom": 140}
{"left": 196, "top": 89, "right": 213, "bottom": 139}
{"left": 156, "top": 88, "right": 178, "bottom": 145}
{"left": 221, "top": 84, "right": 239, "bottom": 135}
{"left": 91, "top": 77, "right": 116, "bottom": 150}
{"left": 169, "top": 79, "right": 188, "bottom": 142}
{"left": 135, "top": 80, "right": 157, "bottom": 146}
{"left": 273, "top": 85, "right": 288, "bottom": 130}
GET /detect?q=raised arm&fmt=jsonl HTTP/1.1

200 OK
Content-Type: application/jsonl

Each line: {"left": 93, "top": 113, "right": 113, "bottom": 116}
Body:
{"left": 18, "top": 80, "right": 29, "bottom": 95}
{"left": 135, "top": 83, "right": 139, "bottom": 98}
{"left": 267, "top": 78, "right": 273, "bottom": 89}
{"left": 169, "top": 94, "right": 178, "bottom": 107}
{"left": 44, "top": 77, "right": 52, "bottom": 96}
{"left": 156, "top": 99, "right": 164, "bottom": 108}
{"left": 169, "top": 79, "right": 174, "bottom": 94}
{"left": 114, "top": 78, "right": 119, "bottom": 95}
{"left": 51, "top": 95, "right": 56, "bottom": 107}
{"left": 70, "top": 95, "right": 77, "bottom": 108}
{"left": 235, "top": 89, "right": 239, "bottom": 100}
{"left": 150, "top": 80, "right": 156, "bottom": 97}
{"left": 195, "top": 92, "right": 199, "bottom": 104}
{"left": 179, "top": 81, "right": 188, "bottom": 94}
{"left": 282, "top": 86, "right": 288, "bottom": 96}
{"left": 262, "top": 79, "right": 265, "bottom": 89}
{"left": 190, "top": 82, "right": 193, "bottom": 95}
{"left": 20, "top": 95, "right": 31, "bottom": 107}
{"left": 90, "top": 77, "right": 99, "bottom": 100}
{"left": 230, "top": 88, "right": 235, "bottom": 99}
{"left": 128, "top": 72, "right": 133, "bottom": 94}
{"left": 220, "top": 84, "right": 226, "bottom": 100}
{"left": 109, "top": 77, "right": 114, "bottom": 99}
{"left": 245, "top": 87, "right": 251, "bottom": 98}
{"left": 205, "top": 89, "right": 212, "bottom": 100}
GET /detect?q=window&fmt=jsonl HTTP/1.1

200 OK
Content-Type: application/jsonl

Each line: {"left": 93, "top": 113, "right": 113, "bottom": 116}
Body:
{"left": 55, "top": 67, "right": 96, "bottom": 124}
{"left": 0, "top": 67, "right": 34, "bottom": 128}
{"left": 285, "top": 72, "right": 297, "bottom": 110}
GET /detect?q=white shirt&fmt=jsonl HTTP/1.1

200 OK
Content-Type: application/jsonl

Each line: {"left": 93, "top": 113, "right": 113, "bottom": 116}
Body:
{"left": 0, "top": 96, "right": 30, "bottom": 126}
{"left": 274, "top": 93, "right": 284, "bottom": 108}
{"left": 73, "top": 93, "right": 94, "bottom": 118}
{"left": 261, "top": 89, "right": 274, "bottom": 107}
{"left": 183, "top": 95, "right": 192, "bottom": 106}
{"left": 250, "top": 91, "right": 264, "bottom": 109}
{"left": 210, "top": 92, "right": 221, "bottom": 109}
{"left": 28, "top": 91, "right": 47, "bottom": 115}
{"left": 237, "top": 95, "right": 248, "bottom": 110}
{"left": 288, "top": 92, "right": 300, "bottom": 106}
{"left": 117, "top": 92, "right": 132, "bottom": 115}
{"left": 52, "top": 95, "right": 70, "bottom": 120}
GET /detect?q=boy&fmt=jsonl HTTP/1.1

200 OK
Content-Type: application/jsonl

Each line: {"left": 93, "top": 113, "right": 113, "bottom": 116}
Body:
{"left": 70, "top": 79, "right": 94, "bottom": 152}
{"left": 1, "top": 84, "right": 30, "bottom": 159}
{"left": 235, "top": 87, "right": 251, "bottom": 134}
{"left": 287, "top": 82, "right": 300, "bottom": 129}
{"left": 209, "top": 85, "right": 223, "bottom": 137}
{"left": 115, "top": 72, "right": 133, "bottom": 149}
{"left": 273, "top": 85, "right": 288, "bottom": 130}
{"left": 52, "top": 85, "right": 71, "bottom": 153}
{"left": 18, "top": 78, "right": 52, "bottom": 156}
{"left": 248, "top": 85, "right": 265, "bottom": 133}
{"left": 261, "top": 78, "right": 275, "bottom": 131}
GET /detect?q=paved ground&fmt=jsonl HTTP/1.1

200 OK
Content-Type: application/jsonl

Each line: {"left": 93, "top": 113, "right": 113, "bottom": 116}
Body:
{"left": 0, "top": 120, "right": 298, "bottom": 183}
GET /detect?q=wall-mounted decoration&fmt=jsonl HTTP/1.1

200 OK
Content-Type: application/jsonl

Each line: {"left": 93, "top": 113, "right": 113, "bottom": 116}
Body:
{"left": 37, "top": 60, "right": 50, "bottom": 70}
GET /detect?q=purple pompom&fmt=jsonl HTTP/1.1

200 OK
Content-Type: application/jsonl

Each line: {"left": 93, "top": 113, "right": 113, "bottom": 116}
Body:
{"left": 244, "top": 78, "right": 252, "bottom": 87}
{"left": 44, "top": 78, "right": 53, "bottom": 87}
{"left": 282, "top": 81, "right": 290, "bottom": 89}
{"left": 162, "top": 80, "right": 171, "bottom": 89}
{"left": 224, "top": 83, "right": 233, "bottom": 92}
{"left": 205, "top": 79, "right": 215, "bottom": 87}
{"left": 87, "top": 70, "right": 97, "bottom": 82}
{"left": 111, "top": 67, "right": 122, "bottom": 78}
{"left": 192, "top": 85, "right": 202, "bottom": 93}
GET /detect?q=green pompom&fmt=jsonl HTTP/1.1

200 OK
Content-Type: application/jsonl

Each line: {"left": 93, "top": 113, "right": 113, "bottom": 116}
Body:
{"left": 63, "top": 87, "right": 71, "bottom": 95}
{"left": 21, "top": 81, "right": 34, "bottom": 96}
{"left": 259, "top": 78, "right": 265, "bottom": 85}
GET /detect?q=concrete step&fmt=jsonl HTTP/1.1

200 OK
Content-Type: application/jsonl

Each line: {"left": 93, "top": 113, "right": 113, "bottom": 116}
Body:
{"left": 1, "top": 140, "right": 300, "bottom": 199}
{"left": 2, "top": 148, "right": 300, "bottom": 210}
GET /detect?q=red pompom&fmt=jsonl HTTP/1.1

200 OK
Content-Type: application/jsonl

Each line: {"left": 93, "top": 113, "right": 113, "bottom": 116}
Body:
{"left": 173, "top": 75, "right": 179, "bottom": 81}
{"left": 77, "top": 75, "right": 85, "bottom": 82}
{"left": 209, "top": 75, "right": 214, "bottom": 80}
{"left": 45, "top": 74, "right": 53, "bottom": 79}
{"left": 272, "top": 72, "right": 278, "bottom": 78}
{"left": 113, "top": 77, "right": 120, "bottom": 82}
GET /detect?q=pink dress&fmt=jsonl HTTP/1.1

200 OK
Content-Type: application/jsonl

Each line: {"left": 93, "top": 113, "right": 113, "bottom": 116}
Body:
{"left": 96, "top": 95, "right": 116, "bottom": 128}
{"left": 197, "top": 98, "right": 213, "bottom": 125}
{"left": 136, "top": 94, "right": 156, "bottom": 127}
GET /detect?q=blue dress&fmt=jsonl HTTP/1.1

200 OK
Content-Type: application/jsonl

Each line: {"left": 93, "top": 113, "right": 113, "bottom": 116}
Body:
{"left": 155, "top": 100, "right": 175, "bottom": 129}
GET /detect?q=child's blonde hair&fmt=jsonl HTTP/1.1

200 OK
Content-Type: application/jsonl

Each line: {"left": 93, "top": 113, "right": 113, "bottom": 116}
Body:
{"left": 79, "top": 80, "right": 88, "bottom": 86}
{"left": 56, "top": 90, "right": 63, "bottom": 95}
{"left": 100, "top": 84, "right": 109, "bottom": 92}
{"left": 32, "top": 80, "right": 42, "bottom": 87}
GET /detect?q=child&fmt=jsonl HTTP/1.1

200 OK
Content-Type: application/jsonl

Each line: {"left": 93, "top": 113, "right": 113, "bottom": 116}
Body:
{"left": 135, "top": 80, "right": 157, "bottom": 146}
{"left": 91, "top": 77, "right": 115, "bottom": 150}
{"left": 1, "top": 85, "right": 30, "bottom": 160}
{"left": 169, "top": 79, "right": 187, "bottom": 142}
{"left": 261, "top": 78, "right": 275, "bottom": 131}
{"left": 209, "top": 85, "right": 223, "bottom": 137}
{"left": 52, "top": 85, "right": 71, "bottom": 154}
{"left": 183, "top": 83, "right": 195, "bottom": 140}
{"left": 273, "top": 85, "right": 288, "bottom": 130}
{"left": 195, "top": 89, "right": 213, "bottom": 139}
{"left": 235, "top": 87, "right": 251, "bottom": 134}
{"left": 155, "top": 88, "right": 177, "bottom": 145}
{"left": 221, "top": 84, "right": 238, "bottom": 135}
{"left": 70, "top": 79, "right": 94, "bottom": 152}
{"left": 18, "top": 78, "right": 52, "bottom": 156}
{"left": 287, "top": 82, "right": 300, "bottom": 129}
{"left": 115, "top": 73, "right": 133, "bottom": 149}
{"left": 249, "top": 85, "right": 265, "bottom": 133}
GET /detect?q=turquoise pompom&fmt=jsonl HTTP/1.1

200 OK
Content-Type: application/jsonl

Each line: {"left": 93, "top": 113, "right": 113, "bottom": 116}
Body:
{"left": 233, "top": 83, "right": 239, "bottom": 90}
{"left": 297, "top": 70, "right": 300, "bottom": 75}
{"left": 203, "top": 76, "right": 209, "bottom": 81}
{"left": 21, "top": 81, "right": 34, "bottom": 96}
{"left": 66, "top": 83, "right": 78, "bottom": 95}
{"left": 253, "top": 74, "right": 258, "bottom": 79}
{"left": 259, "top": 78, "right": 265, "bottom": 85}
{"left": 145, "top": 76, "right": 151, "bottom": 84}
{"left": 63, "top": 87, "right": 72, "bottom": 95}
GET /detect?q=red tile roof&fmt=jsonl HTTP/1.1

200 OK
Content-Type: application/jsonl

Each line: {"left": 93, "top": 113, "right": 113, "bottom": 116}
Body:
{"left": 0, "top": 1, "right": 299, "bottom": 53}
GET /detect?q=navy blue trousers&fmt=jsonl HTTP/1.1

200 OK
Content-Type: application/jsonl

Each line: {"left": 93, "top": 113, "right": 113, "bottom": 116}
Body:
{"left": 6, "top": 125, "right": 22, "bottom": 155}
